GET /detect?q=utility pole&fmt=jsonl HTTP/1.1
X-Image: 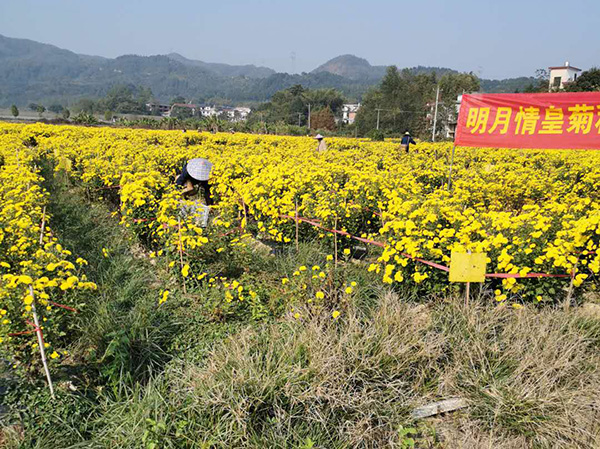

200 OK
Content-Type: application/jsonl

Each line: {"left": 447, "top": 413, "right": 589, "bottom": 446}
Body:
{"left": 376, "top": 108, "right": 383, "bottom": 130}
{"left": 432, "top": 85, "right": 440, "bottom": 142}
{"left": 307, "top": 104, "right": 311, "bottom": 130}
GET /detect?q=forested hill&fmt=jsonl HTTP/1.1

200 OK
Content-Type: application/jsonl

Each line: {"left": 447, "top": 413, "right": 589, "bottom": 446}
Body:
{"left": 0, "top": 34, "right": 536, "bottom": 106}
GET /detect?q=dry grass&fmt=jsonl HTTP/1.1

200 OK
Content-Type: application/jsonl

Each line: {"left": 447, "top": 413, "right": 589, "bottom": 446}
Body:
{"left": 167, "top": 294, "right": 600, "bottom": 448}
{"left": 436, "top": 302, "right": 600, "bottom": 448}
{"left": 5, "top": 292, "right": 600, "bottom": 448}
{"left": 176, "top": 292, "right": 445, "bottom": 447}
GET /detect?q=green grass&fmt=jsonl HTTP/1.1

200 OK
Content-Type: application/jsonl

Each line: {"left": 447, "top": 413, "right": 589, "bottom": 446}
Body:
{"left": 2, "top": 170, "right": 600, "bottom": 448}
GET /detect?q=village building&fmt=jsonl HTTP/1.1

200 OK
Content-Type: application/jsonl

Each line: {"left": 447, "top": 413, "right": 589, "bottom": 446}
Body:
{"left": 146, "top": 103, "right": 171, "bottom": 115}
{"left": 341, "top": 104, "right": 360, "bottom": 124}
{"left": 548, "top": 62, "right": 581, "bottom": 91}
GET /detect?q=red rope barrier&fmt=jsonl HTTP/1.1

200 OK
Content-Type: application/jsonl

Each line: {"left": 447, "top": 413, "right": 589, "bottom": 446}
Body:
{"left": 100, "top": 186, "right": 592, "bottom": 281}
{"left": 47, "top": 301, "right": 79, "bottom": 313}
{"left": 485, "top": 272, "right": 570, "bottom": 279}
{"left": 8, "top": 320, "right": 40, "bottom": 337}
{"left": 277, "top": 212, "right": 577, "bottom": 280}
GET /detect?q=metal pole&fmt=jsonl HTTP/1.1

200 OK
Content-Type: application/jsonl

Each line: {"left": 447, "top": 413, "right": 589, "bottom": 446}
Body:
{"left": 376, "top": 108, "right": 381, "bottom": 130}
{"left": 447, "top": 144, "right": 456, "bottom": 192}
{"left": 432, "top": 85, "right": 440, "bottom": 142}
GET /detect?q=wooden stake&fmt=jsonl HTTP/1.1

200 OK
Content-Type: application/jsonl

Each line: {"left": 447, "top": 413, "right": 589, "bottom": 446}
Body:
{"left": 465, "top": 249, "right": 471, "bottom": 307}
{"left": 39, "top": 206, "right": 47, "bottom": 245}
{"left": 564, "top": 261, "right": 578, "bottom": 312}
{"left": 334, "top": 216, "right": 338, "bottom": 267}
{"left": 465, "top": 282, "right": 470, "bottom": 308}
{"left": 29, "top": 285, "right": 55, "bottom": 399}
{"left": 294, "top": 197, "right": 300, "bottom": 252}
{"left": 177, "top": 217, "right": 187, "bottom": 294}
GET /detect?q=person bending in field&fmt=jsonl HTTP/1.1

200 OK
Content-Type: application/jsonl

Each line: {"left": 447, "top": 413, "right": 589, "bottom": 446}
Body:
{"left": 400, "top": 131, "right": 416, "bottom": 153}
{"left": 314, "top": 134, "right": 328, "bottom": 152}
{"left": 175, "top": 158, "right": 213, "bottom": 205}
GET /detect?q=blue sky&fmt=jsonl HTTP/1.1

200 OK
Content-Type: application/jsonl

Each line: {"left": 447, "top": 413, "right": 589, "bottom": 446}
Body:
{"left": 1, "top": 0, "right": 598, "bottom": 79}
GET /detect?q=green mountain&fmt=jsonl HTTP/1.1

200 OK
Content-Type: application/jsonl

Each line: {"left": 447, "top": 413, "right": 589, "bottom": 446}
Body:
{"left": 0, "top": 35, "right": 539, "bottom": 107}
{"left": 480, "top": 77, "right": 538, "bottom": 93}
{"left": 165, "top": 52, "right": 276, "bottom": 79}
{"left": 312, "top": 55, "right": 536, "bottom": 92}
{"left": 0, "top": 34, "right": 371, "bottom": 106}
{"left": 312, "top": 54, "right": 388, "bottom": 81}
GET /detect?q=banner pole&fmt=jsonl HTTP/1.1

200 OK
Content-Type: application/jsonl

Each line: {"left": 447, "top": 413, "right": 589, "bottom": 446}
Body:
{"left": 447, "top": 143, "right": 456, "bottom": 192}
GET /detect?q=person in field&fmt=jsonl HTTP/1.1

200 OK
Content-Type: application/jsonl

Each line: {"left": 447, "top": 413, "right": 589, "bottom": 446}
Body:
{"left": 315, "top": 134, "right": 328, "bottom": 152}
{"left": 175, "top": 158, "right": 213, "bottom": 205}
{"left": 400, "top": 131, "right": 416, "bottom": 153}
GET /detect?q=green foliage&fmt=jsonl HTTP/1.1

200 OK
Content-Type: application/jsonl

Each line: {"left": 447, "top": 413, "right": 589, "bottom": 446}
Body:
{"left": 73, "top": 98, "right": 96, "bottom": 114}
{"left": 170, "top": 105, "right": 194, "bottom": 119}
{"left": 170, "top": 95, "right": 186, "bottom": 105}
{"left": 47, "top": 103, "right": 64, "bottom": 114}
{"left": 248, "top": 84, "right": 346, "bottom": 129}
{"left": 522, "top": 69, "right": 550, "bottom": 93}
{"left": 69, "top": 85, "right": 152, "bottom": 116}
{"left": 98, "top": 85, "right": 151, "bottom": 114}
{"left": 367, "top": 128, "right": 385, "bottom": 141}
{"left": 356, "top": 67, "right": 479, "bottom": 139}
{"left": 10, "top": 104, "right": 18, "bottom": 117}
{"left": 62, "top": 108, "right": 71, "bottom": 119}
{"left": 398, "top": 425, "right": 417, "bottom": 448}
{"left": 564, "top": 67, "right": 600, "bottom": 92}
{"left": 71, "top": 112, "right": 99, "bottom": 125}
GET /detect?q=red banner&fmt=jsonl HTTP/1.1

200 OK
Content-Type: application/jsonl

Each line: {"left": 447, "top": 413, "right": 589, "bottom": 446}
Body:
{"left": 455, "top": 92, "right": 600, "bottom": 149}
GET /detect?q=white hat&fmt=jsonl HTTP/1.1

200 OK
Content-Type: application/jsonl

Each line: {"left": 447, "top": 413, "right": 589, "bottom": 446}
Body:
{"left": 186, "top": 158, "right": 213, "bottom": 181}
{"left": 314, "top": 134, "right": 324, "bottom": 139}
{"left": 405, "top": 131, "right": 410, "bottom": 135}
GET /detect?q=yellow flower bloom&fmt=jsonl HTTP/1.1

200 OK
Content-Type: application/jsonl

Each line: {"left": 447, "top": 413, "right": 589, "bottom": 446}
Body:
{"left": 181, "top": 264, "right": 190, "bottom": 277}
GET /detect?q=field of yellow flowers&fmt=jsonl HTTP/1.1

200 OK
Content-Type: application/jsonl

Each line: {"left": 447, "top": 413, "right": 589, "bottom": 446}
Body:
{"left": 1, "top": 122, "right": 599, "bottom": 360}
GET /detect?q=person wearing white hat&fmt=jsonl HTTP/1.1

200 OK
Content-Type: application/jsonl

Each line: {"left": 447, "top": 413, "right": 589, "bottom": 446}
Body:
{"left": 400, "top": 131, "right": 416, "bottom": 153}
{"left": 175, "top": 158, "right": 214, "bottom": 204}
{"left": 315, "top": 134, "right": 328, "bottom": 152}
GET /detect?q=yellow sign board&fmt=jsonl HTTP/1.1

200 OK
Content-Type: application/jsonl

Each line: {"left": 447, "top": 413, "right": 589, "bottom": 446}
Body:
{"left": 449, "top": 251, "right": 487, "bottom": 283}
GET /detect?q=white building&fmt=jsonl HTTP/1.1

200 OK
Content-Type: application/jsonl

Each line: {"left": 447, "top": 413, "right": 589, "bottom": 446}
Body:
{"left": 548, "top": 62, "right": 581, "bottom": 91}
{"left": 215, "top": 107, "right": 251, "bottom": 122}
{"left": 232, "top": 107, "right": 251, "bottom": 121}
{"left": 445, "top": 95, "right": 463, "bottom": 140}
{"left": 341, "top": 104, "right": 360, "bottom": 124}
{"left": 199, "top": 105, "right": 218, "bottom": 117}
